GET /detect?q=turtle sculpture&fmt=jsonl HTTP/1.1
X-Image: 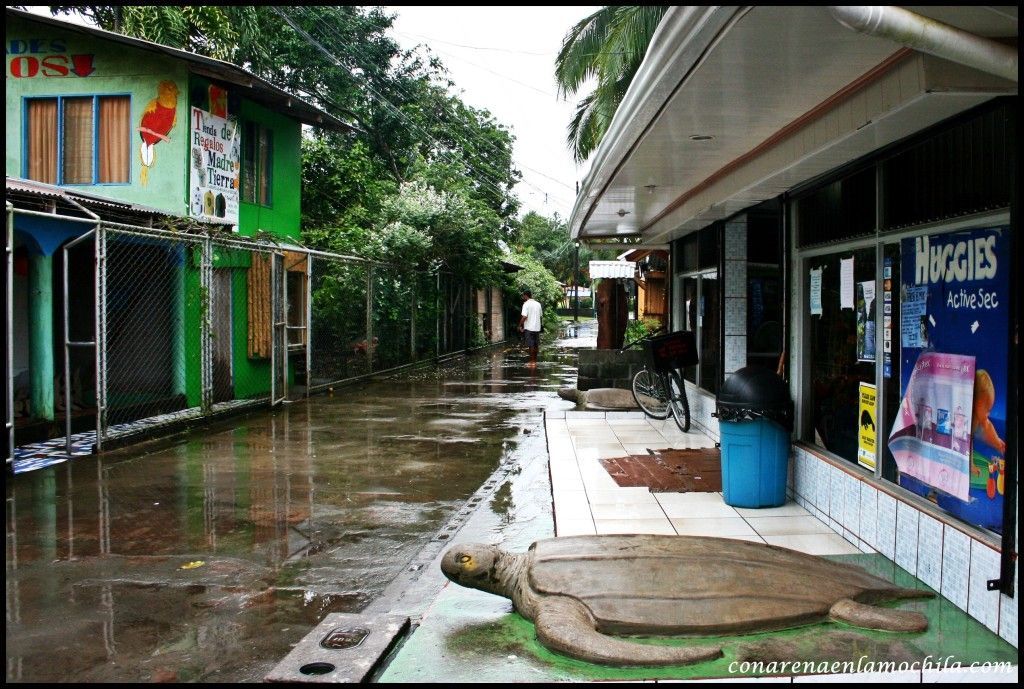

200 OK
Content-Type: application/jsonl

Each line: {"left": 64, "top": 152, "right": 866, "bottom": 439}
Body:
{"left": 558, "top": 387, "right": 648, "bottom": 411}
{"left": 441, "top": 534, "right": 933, "bottom": 667}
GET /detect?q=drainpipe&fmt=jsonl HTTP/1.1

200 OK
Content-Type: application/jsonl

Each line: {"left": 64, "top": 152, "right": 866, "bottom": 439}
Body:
{"left": 828, "top": 6, "right": 1017, "bottom": 82}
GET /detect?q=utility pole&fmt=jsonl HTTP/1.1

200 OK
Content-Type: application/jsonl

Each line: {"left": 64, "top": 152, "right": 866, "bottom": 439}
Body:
{"left": 573, "top": 241, "right": 580, "bottom": 322}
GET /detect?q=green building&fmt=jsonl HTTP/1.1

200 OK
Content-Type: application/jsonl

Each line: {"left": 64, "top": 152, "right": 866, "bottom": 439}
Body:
{"left": 5, "top": 8, "right": 350, "bottom": 456}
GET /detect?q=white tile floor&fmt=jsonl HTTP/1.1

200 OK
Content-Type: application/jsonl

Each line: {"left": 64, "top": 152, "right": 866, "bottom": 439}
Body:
{"left": 546, "top": 412, "right": 860, "bottom": 556}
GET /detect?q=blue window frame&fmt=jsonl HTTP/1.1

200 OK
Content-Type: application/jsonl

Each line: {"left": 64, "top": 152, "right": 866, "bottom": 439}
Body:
{"left": 23, "top": 94, "right": 132, "bottom": 186}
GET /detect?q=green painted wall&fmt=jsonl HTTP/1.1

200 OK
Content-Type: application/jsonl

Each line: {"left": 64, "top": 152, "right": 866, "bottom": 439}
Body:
{"left": 231, "top": 268, "right": 272, "bottom": 399}
{"left": 187, "top": 75, "right": 302, "bottom": 241}
{"left": 9, "top": 15, "right": 305, "bottom": 412}
{"left": 6, "top": 15, "right": 190, "bottom": 215}
{"left": 183, "top": 252, "right": 204, "bottom": 408}
{"left": 237, "top": 99, "right": 302, "bottom": 241}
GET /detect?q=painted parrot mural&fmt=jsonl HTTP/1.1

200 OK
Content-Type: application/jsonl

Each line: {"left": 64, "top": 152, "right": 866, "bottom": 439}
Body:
{"left": 138, "top": 80, "right": 179, "bottom": 185}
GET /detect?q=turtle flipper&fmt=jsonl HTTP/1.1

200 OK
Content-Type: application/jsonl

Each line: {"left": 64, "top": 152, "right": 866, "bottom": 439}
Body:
{"left": 829, "top": 598, "right": 928, "bottom": 632}
{"left": 534, "top": 596, "right": 722, "bottom": 667}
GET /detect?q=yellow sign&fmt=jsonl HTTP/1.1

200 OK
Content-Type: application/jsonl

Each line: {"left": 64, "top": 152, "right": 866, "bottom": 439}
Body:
{"left": 858, "top": 383, "right": 877, "bottom": 470}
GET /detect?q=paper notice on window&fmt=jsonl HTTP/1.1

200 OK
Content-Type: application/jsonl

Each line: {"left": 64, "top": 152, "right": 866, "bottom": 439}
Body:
{"left": 860, "top": 280, "right": 875, "bottom": 311}
{"left": 840, "top": 257, "right": 855, "bottom": 309}
{"left": 809, "top": 268, "right": 823, "bottom": 316}
{"left": 901, "top": 286, "right": 928, "bottom": 348}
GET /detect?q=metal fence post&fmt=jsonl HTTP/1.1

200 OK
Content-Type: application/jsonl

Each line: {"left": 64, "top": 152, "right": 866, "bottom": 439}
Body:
{"left": 63, "top": 229, "right": 97, "bottom": 455}
{"left": 200, "top": 234, "right": 213, "bottom": 413}
{"left": 270, "top": 251, "right": 277, "bottom": 407}
{"left": 6, "top": 204, "right": 13, "bottom": 467}
{"left": 366, "top": 265, "right": 374, "bottom": 371}
{"left": 282, "top": 251, "right": 289, "bottom": 402}
{"left": 95, "top": 223, "right": 107, "bottom": 451}
{"left": 305, "top": 254, "right": 312, "bottom": 399}
{"left": 410, "top": 278, "right": 416, "bottom": 361}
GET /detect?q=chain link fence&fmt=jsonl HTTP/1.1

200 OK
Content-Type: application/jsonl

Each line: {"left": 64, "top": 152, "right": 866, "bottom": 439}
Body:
{"left": 5, "top": 214, "right": 487, "bottom": 460}
{"left": 73, "top": 224, "right": 479, "bottom": 448}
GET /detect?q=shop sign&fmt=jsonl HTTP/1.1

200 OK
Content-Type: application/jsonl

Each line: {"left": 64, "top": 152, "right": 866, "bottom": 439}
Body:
{"left": 189, "top": 106, "right": 239, "bottom": 225}
{"left": 891, "top": 226, "right": 1009, "bottom": 532}
{"left": 8, "top": 38, "right": 95, "bottom": 78}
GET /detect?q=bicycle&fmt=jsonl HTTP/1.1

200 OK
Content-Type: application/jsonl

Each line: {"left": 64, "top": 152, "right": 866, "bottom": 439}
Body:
{"left": 618, "top": 326, "right": 697, "bottom": 432}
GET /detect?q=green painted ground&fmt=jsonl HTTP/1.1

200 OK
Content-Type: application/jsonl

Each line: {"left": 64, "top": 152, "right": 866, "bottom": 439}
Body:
{"left": 379, "top": 551, "right": 1016, "bottom": 682}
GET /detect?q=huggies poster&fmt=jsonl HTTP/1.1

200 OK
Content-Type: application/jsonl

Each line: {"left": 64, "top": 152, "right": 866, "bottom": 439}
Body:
{"left": 891, "top": 226, "right": 1009, "bottom": 532}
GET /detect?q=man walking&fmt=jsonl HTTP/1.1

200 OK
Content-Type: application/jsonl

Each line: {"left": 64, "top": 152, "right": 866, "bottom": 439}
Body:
{"left": 519, "top": 290, "right": 543, "bottom": 367}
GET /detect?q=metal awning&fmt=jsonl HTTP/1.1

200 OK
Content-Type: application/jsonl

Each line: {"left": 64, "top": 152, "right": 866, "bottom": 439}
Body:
{"left": 589, "top": 261, "right": 636, "bottom": 280}
{"left": 570, "top": 5, "right": 1017, "bottom": 245}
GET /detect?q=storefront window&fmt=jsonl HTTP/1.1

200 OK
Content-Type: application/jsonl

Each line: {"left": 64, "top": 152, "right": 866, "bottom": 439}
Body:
{"left": 794, "top": 100, "right": 1015, "bottom": 538}
{"left": 672, "top": 225, "right": 721, "bottom": 392}
{"left": 884, "top": 226, "right": 1011, "bottom": 535}
{"left": 805, "top": 247, "right": 876, "bottom": 465}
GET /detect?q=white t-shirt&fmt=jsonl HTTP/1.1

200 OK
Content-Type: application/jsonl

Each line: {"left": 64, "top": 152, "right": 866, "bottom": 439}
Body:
{"left": 521, "top": 298, "right": 542, "bottom": 332}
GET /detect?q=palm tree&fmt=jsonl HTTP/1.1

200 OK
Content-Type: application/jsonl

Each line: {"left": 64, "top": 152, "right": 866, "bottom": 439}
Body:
{"left": 555, "top": 6, "right": 668, "bottom": 163}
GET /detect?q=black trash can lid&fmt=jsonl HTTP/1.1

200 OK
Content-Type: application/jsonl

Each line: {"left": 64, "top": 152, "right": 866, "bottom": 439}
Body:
{"left": 717, "top": 366, "right": 793, "bottom": 430}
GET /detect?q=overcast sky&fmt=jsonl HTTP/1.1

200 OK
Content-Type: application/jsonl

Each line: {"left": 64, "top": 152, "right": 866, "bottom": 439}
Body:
{"left": 22, "top": 5, "right": 598, "bottom": 221}
{"left": 384, "top": 6, "right": 600, "bottom": 221}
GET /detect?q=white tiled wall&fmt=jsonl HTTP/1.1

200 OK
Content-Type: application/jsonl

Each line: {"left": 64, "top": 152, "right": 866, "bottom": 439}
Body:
{"left": 876, "top": 490, "right": 898, "bottom": 561}
{"left": 968, "top": 540, "right": 1002, "bottom": 635}
{"left": 895, "top": 501, "right": 920, "bottom": 576}
{"left": 858, "top": 482, "right": 878, "bottom": 552}
{"left": 941, "top": 526, "right": 971, "bottom": 612}
{"left": 790, "top": 445, "right": 1017, "bottom": 649}
{"left": 998, "top": 560, "right": 1018, "bottom": 646}
{"left": 916, "top": 514, "right": 943, "bottom": 592}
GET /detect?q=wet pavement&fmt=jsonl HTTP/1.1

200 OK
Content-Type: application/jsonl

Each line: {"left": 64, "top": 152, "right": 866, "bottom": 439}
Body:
{"left": 5, "top": 327, "right": 586, "bottom": 683}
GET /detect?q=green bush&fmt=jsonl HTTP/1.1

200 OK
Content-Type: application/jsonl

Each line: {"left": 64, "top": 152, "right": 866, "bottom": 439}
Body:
{"left": 624, "top": 317, "right": 662, "bottom": 345}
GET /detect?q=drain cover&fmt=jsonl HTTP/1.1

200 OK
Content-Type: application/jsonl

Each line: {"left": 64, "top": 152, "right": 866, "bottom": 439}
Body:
{"left": 321, "top": 627, "right": 369, "bottom": 650}
{"left": 266, "top": 613, "right": 409, "bottom": 683}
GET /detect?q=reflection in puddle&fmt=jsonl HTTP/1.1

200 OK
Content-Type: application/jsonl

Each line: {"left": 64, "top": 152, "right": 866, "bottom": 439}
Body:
{"left": 5, "top": 330, "right": 586, "bottom": 682}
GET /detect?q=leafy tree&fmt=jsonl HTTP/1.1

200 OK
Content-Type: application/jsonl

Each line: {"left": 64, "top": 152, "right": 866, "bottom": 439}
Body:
{"left": 555, "top": 6, "right": 667, "bottom": 162}
{"left": 505, "top": 251, "right": 564, "bottom": 333}
{"left": 53, "top": 5, "right": 521, "bottom": 291}
{"left": 514, "top": 211, "right": 617, "bottom": 287}
{"left": 50, "top": 6, "right": 270, "bottom": 62}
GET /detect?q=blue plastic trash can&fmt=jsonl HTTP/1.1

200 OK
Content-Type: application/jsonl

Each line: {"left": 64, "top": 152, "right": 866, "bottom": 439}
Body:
{"left": 719, "top": 417, "right": 791, "bottom": 508}
{"left": 716, "top": 367, "right": 794, "bottom": 509}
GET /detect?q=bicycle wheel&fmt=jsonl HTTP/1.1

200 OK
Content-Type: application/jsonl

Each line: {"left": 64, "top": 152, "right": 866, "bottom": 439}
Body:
{"left": 632, "top": 369, "right": 671, "bottom": 419}
{"left": 667, "top": 370, "right": 691, "bottom": 432}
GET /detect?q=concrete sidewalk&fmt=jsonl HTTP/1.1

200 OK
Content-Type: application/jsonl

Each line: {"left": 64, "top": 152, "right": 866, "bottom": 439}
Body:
{"left": 379, "top": 409, "right": 1018, "bottom": 683}
{"left": 545, "top": 410, "right": 859, "bottom": 557}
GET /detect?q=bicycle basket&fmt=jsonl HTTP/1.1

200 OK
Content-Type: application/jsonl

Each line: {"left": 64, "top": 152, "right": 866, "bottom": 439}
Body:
{"left": 644, "top": 330, "right": 698, "bottom": 373}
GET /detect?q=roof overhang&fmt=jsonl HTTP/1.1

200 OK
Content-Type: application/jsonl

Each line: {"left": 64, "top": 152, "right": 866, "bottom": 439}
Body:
{"left": 570, "top": 5, "right": 1018, "bottom": 245}
{"left": 6, "top": 8, "right": 354, "bottom": 133}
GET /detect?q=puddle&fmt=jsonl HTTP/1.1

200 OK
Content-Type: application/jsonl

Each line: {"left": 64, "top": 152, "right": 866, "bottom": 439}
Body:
{"left": 5, "top": 323, "right": 590, "bottom": 682}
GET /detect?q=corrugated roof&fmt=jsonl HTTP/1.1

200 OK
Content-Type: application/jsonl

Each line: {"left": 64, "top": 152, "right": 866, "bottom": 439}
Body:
{"left": 6, "top": 8, "right": 354, "bottom": 133}
{"left": 589, "top": 260, "right": 636, "bottom": 279}
{"left": 7, "top": 176, "right": 187, "bottom": 219}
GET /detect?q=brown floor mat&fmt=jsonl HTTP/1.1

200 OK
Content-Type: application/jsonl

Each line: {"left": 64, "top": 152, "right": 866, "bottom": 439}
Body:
{"left": 599, "top": 447, "right": 721, "bottom": 493}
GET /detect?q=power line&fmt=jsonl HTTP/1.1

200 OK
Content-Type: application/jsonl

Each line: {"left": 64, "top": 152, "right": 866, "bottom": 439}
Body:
{"left": 274, "top": 7, "right": 522, "bottom": 208}
{"left": 395, "top": 30, "right": 552, "bottom": 57}
{"left": 286, "top": 5, "right": 576, "bottom": 202}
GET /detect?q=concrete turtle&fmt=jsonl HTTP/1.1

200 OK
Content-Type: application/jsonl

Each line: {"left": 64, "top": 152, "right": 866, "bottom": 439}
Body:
{"left": 441, "top": 534, "right": 932, "bottom": 667}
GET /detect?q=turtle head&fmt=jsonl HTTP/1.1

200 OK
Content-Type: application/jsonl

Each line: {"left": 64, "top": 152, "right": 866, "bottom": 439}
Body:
{"left": 441, "top": 543, "right": 509, "bottom": 597}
